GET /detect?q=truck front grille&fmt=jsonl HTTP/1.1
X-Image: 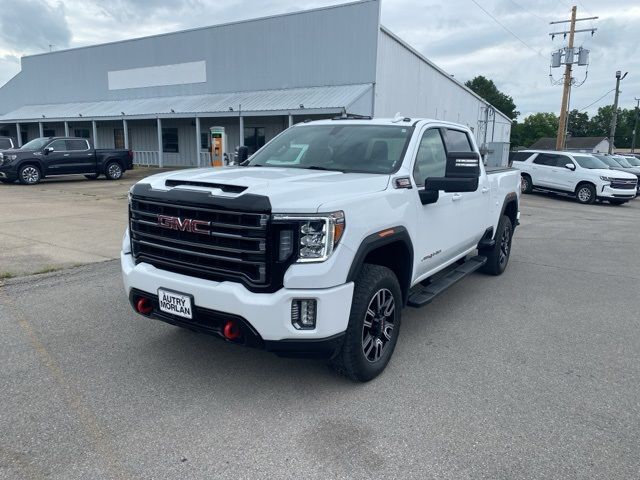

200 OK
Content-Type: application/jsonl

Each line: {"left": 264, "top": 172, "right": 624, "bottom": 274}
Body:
{"left": 610, "top": 179, "right": 637, "bottom": 190}
{"left": 130, "top": 196, "right": 270, "bottom": 285}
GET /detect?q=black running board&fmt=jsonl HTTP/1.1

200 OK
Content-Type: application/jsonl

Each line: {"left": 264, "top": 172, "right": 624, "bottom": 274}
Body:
{"left": 407, "top": 255, "right": 487, "bottom": 308}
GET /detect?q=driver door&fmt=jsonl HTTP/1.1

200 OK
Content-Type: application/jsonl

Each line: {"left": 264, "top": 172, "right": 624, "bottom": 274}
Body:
{"left": 44, "top": 139, "right": 72, "bottom": 174}
{"left": 411, "top": 127, "right": 462, "bottom": 279}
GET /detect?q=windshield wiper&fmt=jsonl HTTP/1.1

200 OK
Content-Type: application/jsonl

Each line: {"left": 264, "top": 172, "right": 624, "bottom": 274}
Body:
{"left": 303, "top": 165, "right": 342, "bottom": 172}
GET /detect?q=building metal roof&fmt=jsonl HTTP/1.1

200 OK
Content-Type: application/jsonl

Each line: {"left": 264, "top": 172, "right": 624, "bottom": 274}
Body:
{"left": 529, "top": 136, "right": 609, "bottom": 150}
{"left": 0, "top": 83, "right": 372, "bottom": 122}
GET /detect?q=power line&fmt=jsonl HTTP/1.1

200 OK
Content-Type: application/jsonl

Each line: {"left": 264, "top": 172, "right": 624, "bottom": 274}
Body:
{"left": 577, "top": 88, "right": 615, "bottom": 111}
{"left": 506, "top": 0, "right": 548, "bottom": 25}
{"left": 469, "top": 0, "right": 545, "bottom": 58}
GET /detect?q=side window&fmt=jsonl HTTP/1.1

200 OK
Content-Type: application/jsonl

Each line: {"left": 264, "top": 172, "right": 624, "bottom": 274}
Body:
{"left": 445, "top": 129, "right": 473, "bottom": 152}
{"left": 554, "top": 155, "right": 571, "bottom": 167}
{"left": 412, "top": 129, "right": 447, "bottom": 187}
{"left": 0, "top": 138, "right": 11, "bottom": 149}
{"left": 66, "top": 139, "right": 89, "bottom": 151}
{"left": 533, "top": 154, "right": 554, "bottom": 166}
{"left": 48, "top": 139, "right": 67, "bottom": 152}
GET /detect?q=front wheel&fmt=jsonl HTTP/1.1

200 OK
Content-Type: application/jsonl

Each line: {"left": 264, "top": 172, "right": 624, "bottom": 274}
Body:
{"left": 105, "top": 162, "right": 123, "bottom": 180}
{"left": 18, "top": 165, "right": 41, "bottom": 185}
{"left": 330, "top": 264, "right": 402, "bottom": 382}
{"left": 576, "top": 184, "right": 596, "bottom": 204}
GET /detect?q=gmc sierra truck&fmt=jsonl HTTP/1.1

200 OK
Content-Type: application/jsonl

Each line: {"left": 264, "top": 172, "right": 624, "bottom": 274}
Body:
{"left": 121, "top": 117, "right": 521, "bottom": 381}
{"left": 0, "top": 137, "right": 133, "bottom": 184}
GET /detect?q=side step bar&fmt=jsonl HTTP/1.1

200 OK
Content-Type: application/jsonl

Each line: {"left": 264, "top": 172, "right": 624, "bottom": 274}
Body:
{"left": 407, "top": 255, "right": 487, "bottom": 308}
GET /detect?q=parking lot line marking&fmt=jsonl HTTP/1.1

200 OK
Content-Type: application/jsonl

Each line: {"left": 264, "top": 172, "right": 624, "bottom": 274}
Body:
{"left": 0, "top": 289, "right": 133, "bottom": 480}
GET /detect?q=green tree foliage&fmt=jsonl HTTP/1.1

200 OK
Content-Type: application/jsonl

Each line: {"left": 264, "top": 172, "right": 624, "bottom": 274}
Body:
{"left": 511, "top": 112, "right": 559, "bottom": 148}
{"left": 465, "top": 76, "right": 519, "bottom": 120}
{"left": 567, "top": 109, "right": 590, "bottom": 137}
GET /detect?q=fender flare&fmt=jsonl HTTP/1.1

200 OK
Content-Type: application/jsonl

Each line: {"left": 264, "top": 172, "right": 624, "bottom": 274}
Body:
{"left": 346, "top": 226, "right": 414, "bottom": 304}
{"left": 16, "top": 158, "right": 45, "bottom": 174}
{"left": 499, "top": 192, "right": 519, "bottom": 228}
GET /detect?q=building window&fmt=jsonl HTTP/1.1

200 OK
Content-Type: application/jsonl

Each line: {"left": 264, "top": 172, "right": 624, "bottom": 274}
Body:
{"left": 21, "top": 131, "right": 28, "bottom": 145}
{"left": 162, "top": 128, "right": 179, "bottom": 153}
{"left": 0, "top": 128, "right": 9, "bottom": 136}
{"left": 43, "top": 129, "right": 55, "bottom": 137}
{"left": 244, "top": 127, "right": 265, "bottom": 154}
{"left": 200, "top": 132, "right": 209, "bottom": 150}
{"left": 74, "top": 128, "right": 90, "bottom": 139}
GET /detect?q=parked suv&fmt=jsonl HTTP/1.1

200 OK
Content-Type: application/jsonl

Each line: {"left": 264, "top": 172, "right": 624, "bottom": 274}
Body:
{"left": 0, "top": 137, "right": 133, "bottom": 185}
{"left": 513, "top": 150, "right": 637, "bottom": 205}
{"left": 122, "top": 117, "right": 521, "bottom": 381}
{"left": 592, "top": 154, "right": 640, "bottom": 194}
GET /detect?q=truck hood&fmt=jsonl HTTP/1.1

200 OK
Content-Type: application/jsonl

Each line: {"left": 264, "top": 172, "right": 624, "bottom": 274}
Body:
{"left": 591, "top": 168, "right": 638, "bottom": 180}
{"left": 138, "top": 166, "right": 391, "bottom": 212}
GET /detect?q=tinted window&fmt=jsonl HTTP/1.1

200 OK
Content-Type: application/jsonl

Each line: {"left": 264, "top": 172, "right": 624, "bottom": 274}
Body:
{"left": 532, "top": 154, "right": 555, "bottom": 166}
{"left": 413, "top": 129, "right": 447, "bottom": 186}
{"left": 48, "top": 139, "right": 67, "bottom": 151}
{"left": 66, "top": 139, "right": 89, "bottom": 150}
{"left": 509, "top": 151, "right": 533, "bottom": 162}
{"left": 445, "top": 129, "right": 473, "bottom": 152}
{"left": 0, "top": 138, "right": 12, "bottom": 149}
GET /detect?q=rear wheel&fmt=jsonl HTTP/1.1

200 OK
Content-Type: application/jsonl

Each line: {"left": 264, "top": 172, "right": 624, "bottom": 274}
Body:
{"left": 520, "top": 174, "right": 533, "bottom": 194}
{"left": 480, "top": 215, "right": 513, "bottom": 276}
{"left": 105, "top": 162, "right": 123, "bottom": 180}
{"left": 330, "top": 264, "right": 402, "bottom": 382}
{"left": 575, "top": 183, "right": 596, "bottom": 204}
{"left": 18, "top": 164, "right": 41, "bottom": 185}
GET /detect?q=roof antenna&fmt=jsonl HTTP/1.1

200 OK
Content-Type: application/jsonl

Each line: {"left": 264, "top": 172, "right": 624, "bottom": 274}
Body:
{"left": 392, "top": 112, "right": 404, "bottom": 123}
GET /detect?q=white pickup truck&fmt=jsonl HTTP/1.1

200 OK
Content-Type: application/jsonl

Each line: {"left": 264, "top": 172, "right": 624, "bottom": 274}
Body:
{"left": 121, "top": 117, "right": 521, "bottom": 381}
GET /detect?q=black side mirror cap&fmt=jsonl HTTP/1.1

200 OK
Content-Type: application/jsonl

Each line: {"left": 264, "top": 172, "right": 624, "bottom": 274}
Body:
{"left": 419, "top": 189, "right": 439, "bottom": 205}
{"left": 446, "top": 151, "right": 481, "bottom": 178}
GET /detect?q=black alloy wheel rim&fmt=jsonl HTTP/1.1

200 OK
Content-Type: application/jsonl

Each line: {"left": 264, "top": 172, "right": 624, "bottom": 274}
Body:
{"left": 499, "top": 224, "right": 512, "bottom": 266}
{"left": 362, "top": 288, "right": 396, "bottom": 363}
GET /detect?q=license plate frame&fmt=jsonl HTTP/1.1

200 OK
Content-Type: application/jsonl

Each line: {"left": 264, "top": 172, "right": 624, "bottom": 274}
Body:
{"left": 157, "top": 288, "right": 194, "bottom": 320}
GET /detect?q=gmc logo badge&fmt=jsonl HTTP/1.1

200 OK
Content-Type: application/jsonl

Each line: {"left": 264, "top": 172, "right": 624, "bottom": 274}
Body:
{"left": 157, "top": 215, "right": 210, "bottom": 235}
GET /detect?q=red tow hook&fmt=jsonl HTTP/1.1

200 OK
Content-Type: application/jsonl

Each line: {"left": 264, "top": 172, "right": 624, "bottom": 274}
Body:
{"left": 136, "top": 297, "right": 154, "bottom": 315}
{"left": 223, "top": 320, "right": 242, "bottom": 341}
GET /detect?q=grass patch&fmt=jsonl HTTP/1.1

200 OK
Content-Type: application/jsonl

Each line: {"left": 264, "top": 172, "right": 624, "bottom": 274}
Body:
{"left": 34, "top": 266, "right": 64, "bottom": 275}
{"left": 0, "top": 272, "right": 15, "bottom": 279}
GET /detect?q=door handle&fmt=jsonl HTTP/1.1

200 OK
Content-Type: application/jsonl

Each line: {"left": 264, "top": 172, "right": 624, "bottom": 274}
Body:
{"left": 482, "top": 187, "right": 490, "bottom": 194}
{"left": 63, "top": 153, "right": 70, "bottom": 157}
{"left": 452, "top": 194, "right": 463, "bottom": 201}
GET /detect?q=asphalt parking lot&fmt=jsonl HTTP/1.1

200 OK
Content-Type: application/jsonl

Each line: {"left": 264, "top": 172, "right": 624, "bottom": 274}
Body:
{"left": 1, "top": 186, "right": 639, "bottom": 479}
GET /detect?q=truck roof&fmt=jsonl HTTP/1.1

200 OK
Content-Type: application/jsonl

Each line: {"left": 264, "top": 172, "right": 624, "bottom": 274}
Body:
{"left": 300, "top": 117, "right": 472, "bottom": 129}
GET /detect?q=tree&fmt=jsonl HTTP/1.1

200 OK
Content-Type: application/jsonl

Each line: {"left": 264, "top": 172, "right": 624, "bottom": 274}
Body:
{"left": 587, "top": 106, "right": 636, "bottom": 148}
{"left": 465, "top": 76, "right": 520, "bottom": 120}
{"left": 567, "top": 109, "right": 589, "bottom": 138}
{"left": 511, "top": 112, "right": 559, "bottom": 148}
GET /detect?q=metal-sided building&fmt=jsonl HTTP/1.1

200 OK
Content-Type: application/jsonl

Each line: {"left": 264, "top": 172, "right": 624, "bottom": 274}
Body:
{"left": 0, "top": 0, "right": 511, "bottom": 167}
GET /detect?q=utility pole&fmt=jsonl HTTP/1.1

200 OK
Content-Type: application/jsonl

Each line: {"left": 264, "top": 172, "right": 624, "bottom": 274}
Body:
{"left": 632, "top": 97, "right": 640, "bottom": 153}
{"left": 549, "top": 7, "right": 597, "bottom": 150}
{"left": 608, "top": 71, "right": 628, "bottom": 154}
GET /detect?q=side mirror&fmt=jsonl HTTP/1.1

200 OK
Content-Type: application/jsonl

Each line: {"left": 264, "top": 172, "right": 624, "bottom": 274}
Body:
{"left": 419, "top": 151, "right": 481, "bottom": 205}
{"left": 44, "top": 146, "right": 54, "bottom": 154}
{"left": 565, "top": 163, "right": 576, "bottom": 171}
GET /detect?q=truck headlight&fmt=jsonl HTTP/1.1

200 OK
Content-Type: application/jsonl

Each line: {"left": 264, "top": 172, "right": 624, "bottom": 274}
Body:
{"left": 600, "top": 176, "right": 614, "bottom": 182}
{"left": 273, "top": 211, "right": 345, "bottom": 263}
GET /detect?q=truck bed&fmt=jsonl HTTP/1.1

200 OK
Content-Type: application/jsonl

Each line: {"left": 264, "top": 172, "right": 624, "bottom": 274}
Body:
{"left": 486, "top": 166, "right": 515, "bottom": 175}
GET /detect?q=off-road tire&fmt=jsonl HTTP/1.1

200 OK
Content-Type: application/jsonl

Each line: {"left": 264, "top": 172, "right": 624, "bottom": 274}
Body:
{"left": 521, "top": 174, "right": 533, "bottom": 194}
{"left": 480, "top": 215, "right": 513, "bottom": 276}
{"left": 330, "top": 264, "right": 402, "bottom": 382}
{"left": 18, "top": 164, "right": 41, "bottom": 185}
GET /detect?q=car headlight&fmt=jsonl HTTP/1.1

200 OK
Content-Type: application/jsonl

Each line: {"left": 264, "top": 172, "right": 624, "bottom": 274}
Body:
{"left": 600, "top": 176, "right": 614, "bottom": 182}
{"left": 0, "top": 154, "right": 17, "bottom": 166}
{"left": 272, "top": 211, "right": 345, "bottom": 263}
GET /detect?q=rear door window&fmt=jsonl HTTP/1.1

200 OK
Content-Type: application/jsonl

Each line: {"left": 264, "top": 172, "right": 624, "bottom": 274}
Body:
{"left": 533, "top": 154, "right": 557, "bottom": 166}
{"left": 66, "top": 139, "right": 89, "bottom": 151}
{"left": 509, "top": 151, "right": 533, "bottom": 162}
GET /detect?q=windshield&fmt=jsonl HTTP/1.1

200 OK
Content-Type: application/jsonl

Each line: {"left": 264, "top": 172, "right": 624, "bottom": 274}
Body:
{"left": 593, "top": 155, "right": 619, "bottom": 167}
{"left": 624, "top": 156, "right": 640, "bottom": 167}
{"left": 572, "top": 154, "right": 608, "bottom": 169}
{"left": 613, "top": 156, "right": 632, "bottom": 168}
{"left": 248, "top": 124, "right": 414, "bottom": 174}
{"left": 20, "top": 138, "right": 49, "bottom": 150}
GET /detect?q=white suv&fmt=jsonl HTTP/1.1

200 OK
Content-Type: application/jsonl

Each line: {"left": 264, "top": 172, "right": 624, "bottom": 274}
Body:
{"left": 512, "top": 150, "right": 638, "bottom": 205}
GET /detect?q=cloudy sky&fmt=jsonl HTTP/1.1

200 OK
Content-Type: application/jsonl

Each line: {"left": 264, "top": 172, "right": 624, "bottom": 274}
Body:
{"left": 0, "top": 0, "right": 637, "bottom": 119}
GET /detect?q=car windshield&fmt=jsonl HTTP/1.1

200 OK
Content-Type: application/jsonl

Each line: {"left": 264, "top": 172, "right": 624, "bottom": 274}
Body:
{"left": 613, "top": 156, "right": 632, "bottom": 168}
{"left": 572, "top": 154, "right": 608, "bottom": 169}
{"left": 624, "top": 156, "right": 640, "bottom": 167}
{"left": 248, "top": 124, "right": 414, "bottom": 174}
{"left": 593, "top": 155, "right": 619, "bottom": 167}
{"left": 20, "top": 138, "right": 49, "bottom": 150}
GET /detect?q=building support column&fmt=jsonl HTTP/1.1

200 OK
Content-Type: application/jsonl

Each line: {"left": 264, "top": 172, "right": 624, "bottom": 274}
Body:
{"left": 38, "top": 122, "right": 44, "bottom": 138}
{"left": 157, "top": 118, "right": 163, "bottom": 168}
{"left": 64, "top": 121, "right": 69, "bottom": 137}
{"left": 15, "top": 122, "right": 22, "bottom": 146}
{"left": 92, "top": 121, "right": 98, "bottom": 148}
{"left": 288, "top": 114, "right": 293, "bottom": 128}
{"left": 195, "top": 116, "right": 201, "bottom": 167}
{"left": 239, "top": 115, "right": 245, "bottom": 147}
{"left": 123, "top": 119, "right": 129, "bottom": 149}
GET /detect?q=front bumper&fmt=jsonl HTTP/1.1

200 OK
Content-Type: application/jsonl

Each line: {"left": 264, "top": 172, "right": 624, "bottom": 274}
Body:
{"left": 599, "top": 185, "right": 637, "bottom": 199}
{"left": 121, "top": 252, "right": 354, "bottom": 346}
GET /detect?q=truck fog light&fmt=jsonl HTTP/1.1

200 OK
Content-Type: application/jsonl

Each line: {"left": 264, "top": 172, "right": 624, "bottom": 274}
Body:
{"left": 291, "top": 299, "right": 317, "bottom": 330}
